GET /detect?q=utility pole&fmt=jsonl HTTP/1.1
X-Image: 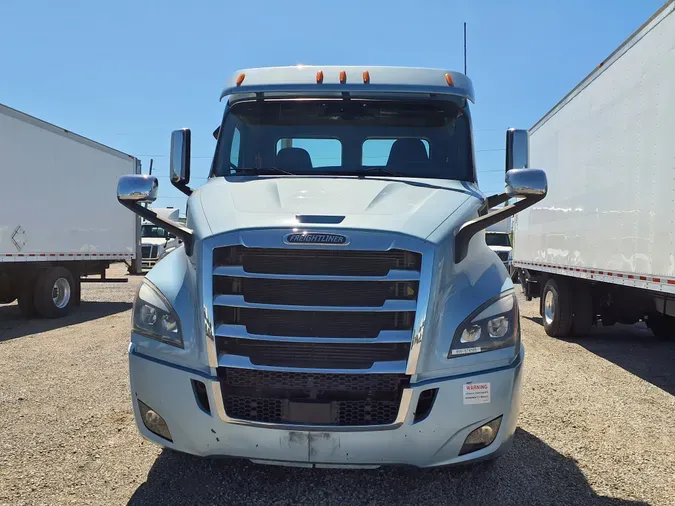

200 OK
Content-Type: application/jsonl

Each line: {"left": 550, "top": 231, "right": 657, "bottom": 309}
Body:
{"left": 464, "top": 22, "right": 467, "bottom": 75}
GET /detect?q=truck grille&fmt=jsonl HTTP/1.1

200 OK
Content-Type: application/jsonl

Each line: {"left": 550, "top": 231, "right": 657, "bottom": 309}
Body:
{"left": 212, "top": 244, "right": 422, "bottom": 426}
{"left": 141, "top": 245, "right": 157, "bottom": 259}
{"left": 219, "top": 368, "right": 408, "bottom": 426}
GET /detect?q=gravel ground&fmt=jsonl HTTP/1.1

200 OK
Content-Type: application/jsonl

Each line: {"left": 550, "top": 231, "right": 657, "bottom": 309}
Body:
{"left": 1, "top": 264, "right": 674, "bottom": 505}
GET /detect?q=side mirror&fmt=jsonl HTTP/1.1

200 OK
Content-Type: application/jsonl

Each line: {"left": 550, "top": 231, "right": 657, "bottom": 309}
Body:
{"left": 170, "top": 129, "right": 192, "bottom": 195}
{"left": 454, "top": 128, "right": 548, "bottom": 263}
{"left": 505, "top": 168, "right": 547, "bottom": 197}
{"left": 505, "top": 128, "right": 528, "bottom": 172}
{"left": 117, "top": 175, "right": 158, "bottom": 203}
{"left": 213, "top": 126, "right": 221, "bottom": 140}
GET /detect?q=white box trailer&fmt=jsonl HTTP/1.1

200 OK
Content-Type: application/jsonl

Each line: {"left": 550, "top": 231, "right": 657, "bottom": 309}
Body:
{"left": 0, "top": 102, "right": 142, "bottom": 317}
{"left": 512, "top": 0, "right": 675, "bottom": 338}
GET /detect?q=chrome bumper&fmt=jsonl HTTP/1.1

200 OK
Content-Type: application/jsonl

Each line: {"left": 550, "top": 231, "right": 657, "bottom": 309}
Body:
{"left": 128, "top": 346, "right": 524, "bottom": 468}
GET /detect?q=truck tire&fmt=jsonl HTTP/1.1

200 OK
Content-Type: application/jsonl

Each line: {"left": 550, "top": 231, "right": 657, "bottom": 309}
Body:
{"left": 33, "top": 267, "right": 75, "bottom": 318}
{"left": 17, "top": 277, "right": 38, "bottom": 317}
{"left": 570, "top": 284, "right": 594, "bottom": 337}
{"left": 541, "top": 278, "right": 573, "bottom": 338}
{"left": 647, "top": 314, "right": 675, "bottom": 340}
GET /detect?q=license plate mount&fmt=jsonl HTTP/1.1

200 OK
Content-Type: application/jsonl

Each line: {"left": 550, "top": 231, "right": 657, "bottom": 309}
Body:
{"left": 287, "top": 401, "right": 333, "bottom": 424}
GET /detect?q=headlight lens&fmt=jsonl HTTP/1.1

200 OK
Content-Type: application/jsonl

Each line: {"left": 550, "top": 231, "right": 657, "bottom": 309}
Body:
{"left": 449, "top": 292, "right": 518, "bottom": 358}
{"left": 132, "top": 281, "right": 183, "bottom": 347}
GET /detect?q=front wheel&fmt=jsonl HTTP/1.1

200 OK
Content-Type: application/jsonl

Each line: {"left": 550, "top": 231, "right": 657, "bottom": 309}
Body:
{"left": 33, "top": 267, "right": 77, "bottom": 318}
{"left": 541, "top": 278, "right": 573, "bottom": 338}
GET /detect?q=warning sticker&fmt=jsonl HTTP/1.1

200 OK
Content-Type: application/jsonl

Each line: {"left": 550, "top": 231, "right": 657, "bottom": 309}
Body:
{"left": 463, "top": 382, "right": 491, "bottom": 405}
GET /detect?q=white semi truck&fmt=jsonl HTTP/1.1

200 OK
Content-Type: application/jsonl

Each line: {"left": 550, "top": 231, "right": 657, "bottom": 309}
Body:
{"left": 485, "top": 210, "right": 513, "bottom": 275}
{"left": 0, "top": 103, "right": 141, "bottom": 318}
{"left": 513, "top": 0, "right": 675, "bottom": 338}
{"left": 116, "top": 66, "right": 547, "bottom": 467}
{"left": 141, "top": 207, "right": 181, "bottom": 269}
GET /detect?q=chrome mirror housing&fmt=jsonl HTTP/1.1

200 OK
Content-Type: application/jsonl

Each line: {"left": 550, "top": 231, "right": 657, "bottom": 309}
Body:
{"left": 505, "top": 168, "right": 547, "bottom": 198}
{"left": 117, "top": 175, "right": 158, "bottom": 203}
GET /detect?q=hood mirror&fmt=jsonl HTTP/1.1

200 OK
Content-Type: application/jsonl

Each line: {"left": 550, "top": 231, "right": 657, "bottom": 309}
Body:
{"left": 117, "top": 175, "right": 158, "bottom": 203}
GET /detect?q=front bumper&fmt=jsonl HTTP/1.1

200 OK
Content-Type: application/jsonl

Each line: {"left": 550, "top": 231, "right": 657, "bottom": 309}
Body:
{"left": 128, "top": 347, "right": 524, "bottom": 468}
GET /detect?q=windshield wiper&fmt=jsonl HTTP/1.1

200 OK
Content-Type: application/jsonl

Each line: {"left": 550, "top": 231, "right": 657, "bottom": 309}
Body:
{"left": 358, "top": 167, "right": 406, "bottom": 178}
{"left": 231, "top": 167, "right": 295, "bottom": 176}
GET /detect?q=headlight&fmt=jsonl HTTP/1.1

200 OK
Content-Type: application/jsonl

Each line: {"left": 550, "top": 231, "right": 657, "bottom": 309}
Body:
{"left": 132, "top": 281, "right": 183, "bottom": 347}
{"left": 449, "top": 292, "right": 519, "bottom": 358}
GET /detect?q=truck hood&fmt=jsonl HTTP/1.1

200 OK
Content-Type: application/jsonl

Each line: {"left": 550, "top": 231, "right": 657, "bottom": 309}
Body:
{"left": 192, "top": 176, "right": 482, "bottom": 241}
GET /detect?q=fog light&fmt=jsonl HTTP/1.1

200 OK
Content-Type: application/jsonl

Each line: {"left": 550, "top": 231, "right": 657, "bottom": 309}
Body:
{"left": 138, "top": 399, "right": 172, "bottom": 441}
{"left": 459, "top": 416, "right": 502, "bottom": 456}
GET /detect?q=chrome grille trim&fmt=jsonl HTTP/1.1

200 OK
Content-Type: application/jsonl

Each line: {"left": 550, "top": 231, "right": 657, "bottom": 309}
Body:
{"left": 214, "top": 325, "right": 413, "bottom": 344}
{"left": 213, "top": 294, "right": 417, "bottom": 312}
{"left": 213, "top": 265, "right": 420, "bottom": 281}
{"left": 218, "top": 354, "right": 408, "bottom": 374}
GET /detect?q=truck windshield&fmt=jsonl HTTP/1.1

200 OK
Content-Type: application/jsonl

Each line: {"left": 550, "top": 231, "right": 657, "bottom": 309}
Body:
{"left": 485, "top": 233, "right": 511, "bottom": 247}
{"left": 141, "top": 225, "right": 169, "bottom": 238}
{"left": 212, "top": 98, "right": 474, "bottom": 181}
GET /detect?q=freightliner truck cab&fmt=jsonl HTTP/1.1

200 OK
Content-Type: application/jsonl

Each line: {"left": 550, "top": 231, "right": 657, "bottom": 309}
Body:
{"left": 117, "top": 66, "right": 546, "bottom": 468}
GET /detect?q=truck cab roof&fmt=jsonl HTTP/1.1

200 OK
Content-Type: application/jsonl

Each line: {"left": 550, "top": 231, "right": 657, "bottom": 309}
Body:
{"left": 221, "top": 66, "right": 475, "bottom": 104}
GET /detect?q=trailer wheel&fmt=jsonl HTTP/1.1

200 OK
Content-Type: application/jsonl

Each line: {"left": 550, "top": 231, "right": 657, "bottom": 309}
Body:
{"left": 570, "top": 285, "right": 594, "bottom": 337}
{"left": 33, "top": 267, "right": 75, "bottom": 318}
{"left": 17, "top": 277, "right": 38, "bottom": 318}
{"left": 647, "top": 314, "right": 675, "bottom": 340}
{"left": 542, "top": 278, "right": 573, "bottom": 337}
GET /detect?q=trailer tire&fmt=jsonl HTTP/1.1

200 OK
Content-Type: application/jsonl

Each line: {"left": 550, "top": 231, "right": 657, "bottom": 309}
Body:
{"left": 0, "top": 272, "right": 17, "bottom": 304}
{"left": 33, "top": 267, "right": 75, "bottom": 318}
{"left": 647, "top": 314, "right": 675, "bottom": 340}
{"left": 570, "top": 285, "right": 594, "bottom": 337}
{"left": 542, "top": 278, "right": 573, "bottom": 337}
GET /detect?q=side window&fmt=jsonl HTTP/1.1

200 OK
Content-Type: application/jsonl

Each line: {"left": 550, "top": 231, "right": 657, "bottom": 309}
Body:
{"left": 229, "top": 127, "right": 241, "bottom": 171}
{"left": 276, "top": 138, "right": 342, "bottom": 168}
{"left": 362, "top": 138, "right": 429, "bottom": 166}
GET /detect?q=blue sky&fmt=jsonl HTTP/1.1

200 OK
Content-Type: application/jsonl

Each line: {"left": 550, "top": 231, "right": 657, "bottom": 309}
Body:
{"left": 0, "top": 0, "right": 664, "bottom": 210}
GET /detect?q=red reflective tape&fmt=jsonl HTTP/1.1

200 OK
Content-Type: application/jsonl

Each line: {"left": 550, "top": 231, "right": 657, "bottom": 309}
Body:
{"left": 653, "top": 277, "right": 661, "bottom": 283}
{"left": 607, "top": 272, "right": 613, "bottom": 276}
{"left": 590, "top": 270, "right": 595, "bottom": 274}
{"left": 617, "top": 273, "right": 624, "bottom": 278}
{"left": 668, "top": 280, "right": 675, "bottom": 285}
{"left": 39, "top": 254, "right": 46, "bottom": 256}
{"left": 582, "top": 269, "right": 588, "bottom": 273}
{"left": 58, "top": 254, "right": 65, "bottom": 257}
{"left": 639, "top": 276, "right": 647, "bottom": 281}
{"left": 627, "top": 275, "right": 634, "bottom": 279}
{"left": 5, "top": 254, "right": 12, "bottom": 257}
{"left": 68, "top": 254, "right": 74, "bottom": 257}
{"left": 28, "top": 254, "right": 36, "bottom": 257}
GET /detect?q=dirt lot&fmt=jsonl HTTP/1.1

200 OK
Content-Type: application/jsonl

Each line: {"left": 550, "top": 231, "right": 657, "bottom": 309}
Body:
{"left": 1, "top": 263, "right": 674, "bottom": 505}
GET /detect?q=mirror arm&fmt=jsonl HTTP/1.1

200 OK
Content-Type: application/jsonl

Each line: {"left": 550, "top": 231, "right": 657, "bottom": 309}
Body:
{"left": 118, "top": 199, "right": 194, "bottom": 256}
{"left": 171, "top": 180, "right": 193, "bottom": 197}
{"left": 485, "top": 192, "right": 510, "bottom": 209}
{"left": 454, "top": 192, "right": 545, "bottom": 264}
